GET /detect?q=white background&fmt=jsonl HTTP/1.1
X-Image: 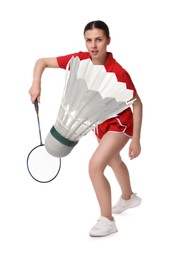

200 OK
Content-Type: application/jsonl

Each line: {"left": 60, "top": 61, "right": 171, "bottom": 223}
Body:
{"left": 0, "top": 0, "right": 173, "bottom": 259}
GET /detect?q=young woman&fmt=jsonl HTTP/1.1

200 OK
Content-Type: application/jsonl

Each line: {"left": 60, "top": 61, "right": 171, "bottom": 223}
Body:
{"left": 29, "top": 20, "right": 143, "bottom": 237}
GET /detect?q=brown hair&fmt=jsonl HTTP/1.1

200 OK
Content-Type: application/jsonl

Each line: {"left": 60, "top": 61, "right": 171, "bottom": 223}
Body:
{"left": 84, "top": 20, "right": 110, "bottom": 39}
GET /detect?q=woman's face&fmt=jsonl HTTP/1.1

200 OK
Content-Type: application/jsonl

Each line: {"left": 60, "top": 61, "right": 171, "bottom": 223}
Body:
{"left": 84, "top": 28, "right": 110, "bottom": 64}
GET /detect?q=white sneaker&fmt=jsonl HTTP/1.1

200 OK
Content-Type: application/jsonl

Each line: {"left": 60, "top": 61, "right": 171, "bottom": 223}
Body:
{"left": 89, "top": 216, "right": 118, "bottom": 237}
{"left": 112, "top": 193, "right": 142, "bottom": 214}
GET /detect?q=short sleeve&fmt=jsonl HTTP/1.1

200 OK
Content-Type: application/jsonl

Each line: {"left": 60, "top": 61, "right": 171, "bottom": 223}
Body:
{"left": 57, "top": 52, "right": 91, "bottom": 69}
{"left": 117, "top": 70, "right": 137, "bottom": 98}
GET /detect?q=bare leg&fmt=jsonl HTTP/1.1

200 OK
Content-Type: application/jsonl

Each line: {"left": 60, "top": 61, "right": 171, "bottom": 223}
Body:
{"left": 108, "top": 153, "right": 133, "bottom": 200}
{"left": 89, "top": 132, "right": 129, "bottom": 220}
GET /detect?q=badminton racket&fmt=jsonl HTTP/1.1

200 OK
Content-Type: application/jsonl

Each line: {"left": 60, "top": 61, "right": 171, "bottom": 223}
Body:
{"left": 26, "top": 101, "right": 61, "bottom": 183}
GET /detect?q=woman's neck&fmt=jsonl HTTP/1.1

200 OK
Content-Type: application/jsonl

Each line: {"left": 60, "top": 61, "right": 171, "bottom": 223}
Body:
{"left": 92, "top": 52, "right": 108, "bottom": 65}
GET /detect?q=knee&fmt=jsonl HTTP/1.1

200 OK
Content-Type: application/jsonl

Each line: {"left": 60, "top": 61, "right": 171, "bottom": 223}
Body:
{"left": 88, "top": 158, "right": 97, "bottom": 179}
{"left": 88, "top": 157, "right": 105, "bottom": 180}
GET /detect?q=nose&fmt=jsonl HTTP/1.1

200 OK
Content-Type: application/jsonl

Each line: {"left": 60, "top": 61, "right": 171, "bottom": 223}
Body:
{"left": 91, "top": 40, "right": 97, "bottom": 48}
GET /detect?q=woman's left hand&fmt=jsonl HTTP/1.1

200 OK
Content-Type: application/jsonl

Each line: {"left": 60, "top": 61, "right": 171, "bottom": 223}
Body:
{"left": 129, "top": 139, "right": 141, "bottom": 160}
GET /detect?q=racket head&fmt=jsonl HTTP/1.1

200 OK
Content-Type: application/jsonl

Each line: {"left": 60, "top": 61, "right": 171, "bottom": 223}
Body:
{"left": 26, "top": 144, "right": 61, "bottom": 183}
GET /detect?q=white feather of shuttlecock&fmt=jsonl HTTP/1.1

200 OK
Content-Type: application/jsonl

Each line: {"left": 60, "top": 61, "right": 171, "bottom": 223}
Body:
{"left": 56, "top": 56, "right": 134, "bottom": 140}
{"left": 45, "top": 56, "right": 135, "bottom": 157}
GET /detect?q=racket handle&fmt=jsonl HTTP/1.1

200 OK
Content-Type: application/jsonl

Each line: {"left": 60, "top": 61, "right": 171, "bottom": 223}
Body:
{"left": 34, "top": 100, "right": 43, "bottom": 145}
{"left": 34, "top": 100, "right": 39, "bottom": 114}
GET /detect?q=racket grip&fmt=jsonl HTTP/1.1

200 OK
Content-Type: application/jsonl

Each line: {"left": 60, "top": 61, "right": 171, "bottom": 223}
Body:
{"left": 34, "top": 100, "right": 39, "bottom": 113}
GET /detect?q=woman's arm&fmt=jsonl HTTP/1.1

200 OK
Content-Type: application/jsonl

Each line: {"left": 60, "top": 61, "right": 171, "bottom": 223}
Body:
{"left": 129, "top": 94, "right": 143, "bottom": 160}
{"left": 29, "top": 57, "right": 59, "bottom": 103}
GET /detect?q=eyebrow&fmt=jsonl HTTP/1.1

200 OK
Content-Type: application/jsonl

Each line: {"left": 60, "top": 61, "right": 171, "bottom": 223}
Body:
{"left": 85, "top": 36, "right": 102, "bottom": 40}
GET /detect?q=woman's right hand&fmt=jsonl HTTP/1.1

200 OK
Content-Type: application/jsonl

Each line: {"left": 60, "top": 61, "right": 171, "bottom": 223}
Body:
{"left": 28, "top": 57, "right": 59, "bottom": 103}
{"left": 28, "top": 80, "right": 41, "bottom": 103}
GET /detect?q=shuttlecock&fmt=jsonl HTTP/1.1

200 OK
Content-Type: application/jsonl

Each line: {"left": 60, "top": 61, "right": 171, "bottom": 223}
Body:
{"left": 45, "top": 56, "right": 135, "bottom": 157}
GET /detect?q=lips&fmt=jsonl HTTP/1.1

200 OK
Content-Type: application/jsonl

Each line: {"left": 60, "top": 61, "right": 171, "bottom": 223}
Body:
{"left": 91, "top": 50, "right": 98, "bottom": 55}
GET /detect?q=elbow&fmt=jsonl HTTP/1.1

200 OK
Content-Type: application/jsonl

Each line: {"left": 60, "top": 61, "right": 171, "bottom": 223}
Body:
{"left": 36, "top": 58, "right": 47, "bottom": 68}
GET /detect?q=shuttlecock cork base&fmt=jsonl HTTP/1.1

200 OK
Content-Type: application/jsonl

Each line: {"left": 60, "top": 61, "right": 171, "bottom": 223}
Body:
{"left": 45, "top": 56, "right": 135, "bottom": 158}
{"left": 45, "top": 126, "right": 78, "bottom": 157}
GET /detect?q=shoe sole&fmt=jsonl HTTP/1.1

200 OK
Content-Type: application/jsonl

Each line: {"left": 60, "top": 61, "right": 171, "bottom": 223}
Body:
{"left": 112, "top": 199, "right": 142, "bottom": 214}
{"left": 89, "top": 229, "right": 118, "bottom": 237}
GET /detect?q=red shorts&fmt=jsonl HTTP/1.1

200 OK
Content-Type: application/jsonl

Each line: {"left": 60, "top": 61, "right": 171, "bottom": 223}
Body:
{"left": 94, "top": 108, "right": 133, "bottom": 140}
